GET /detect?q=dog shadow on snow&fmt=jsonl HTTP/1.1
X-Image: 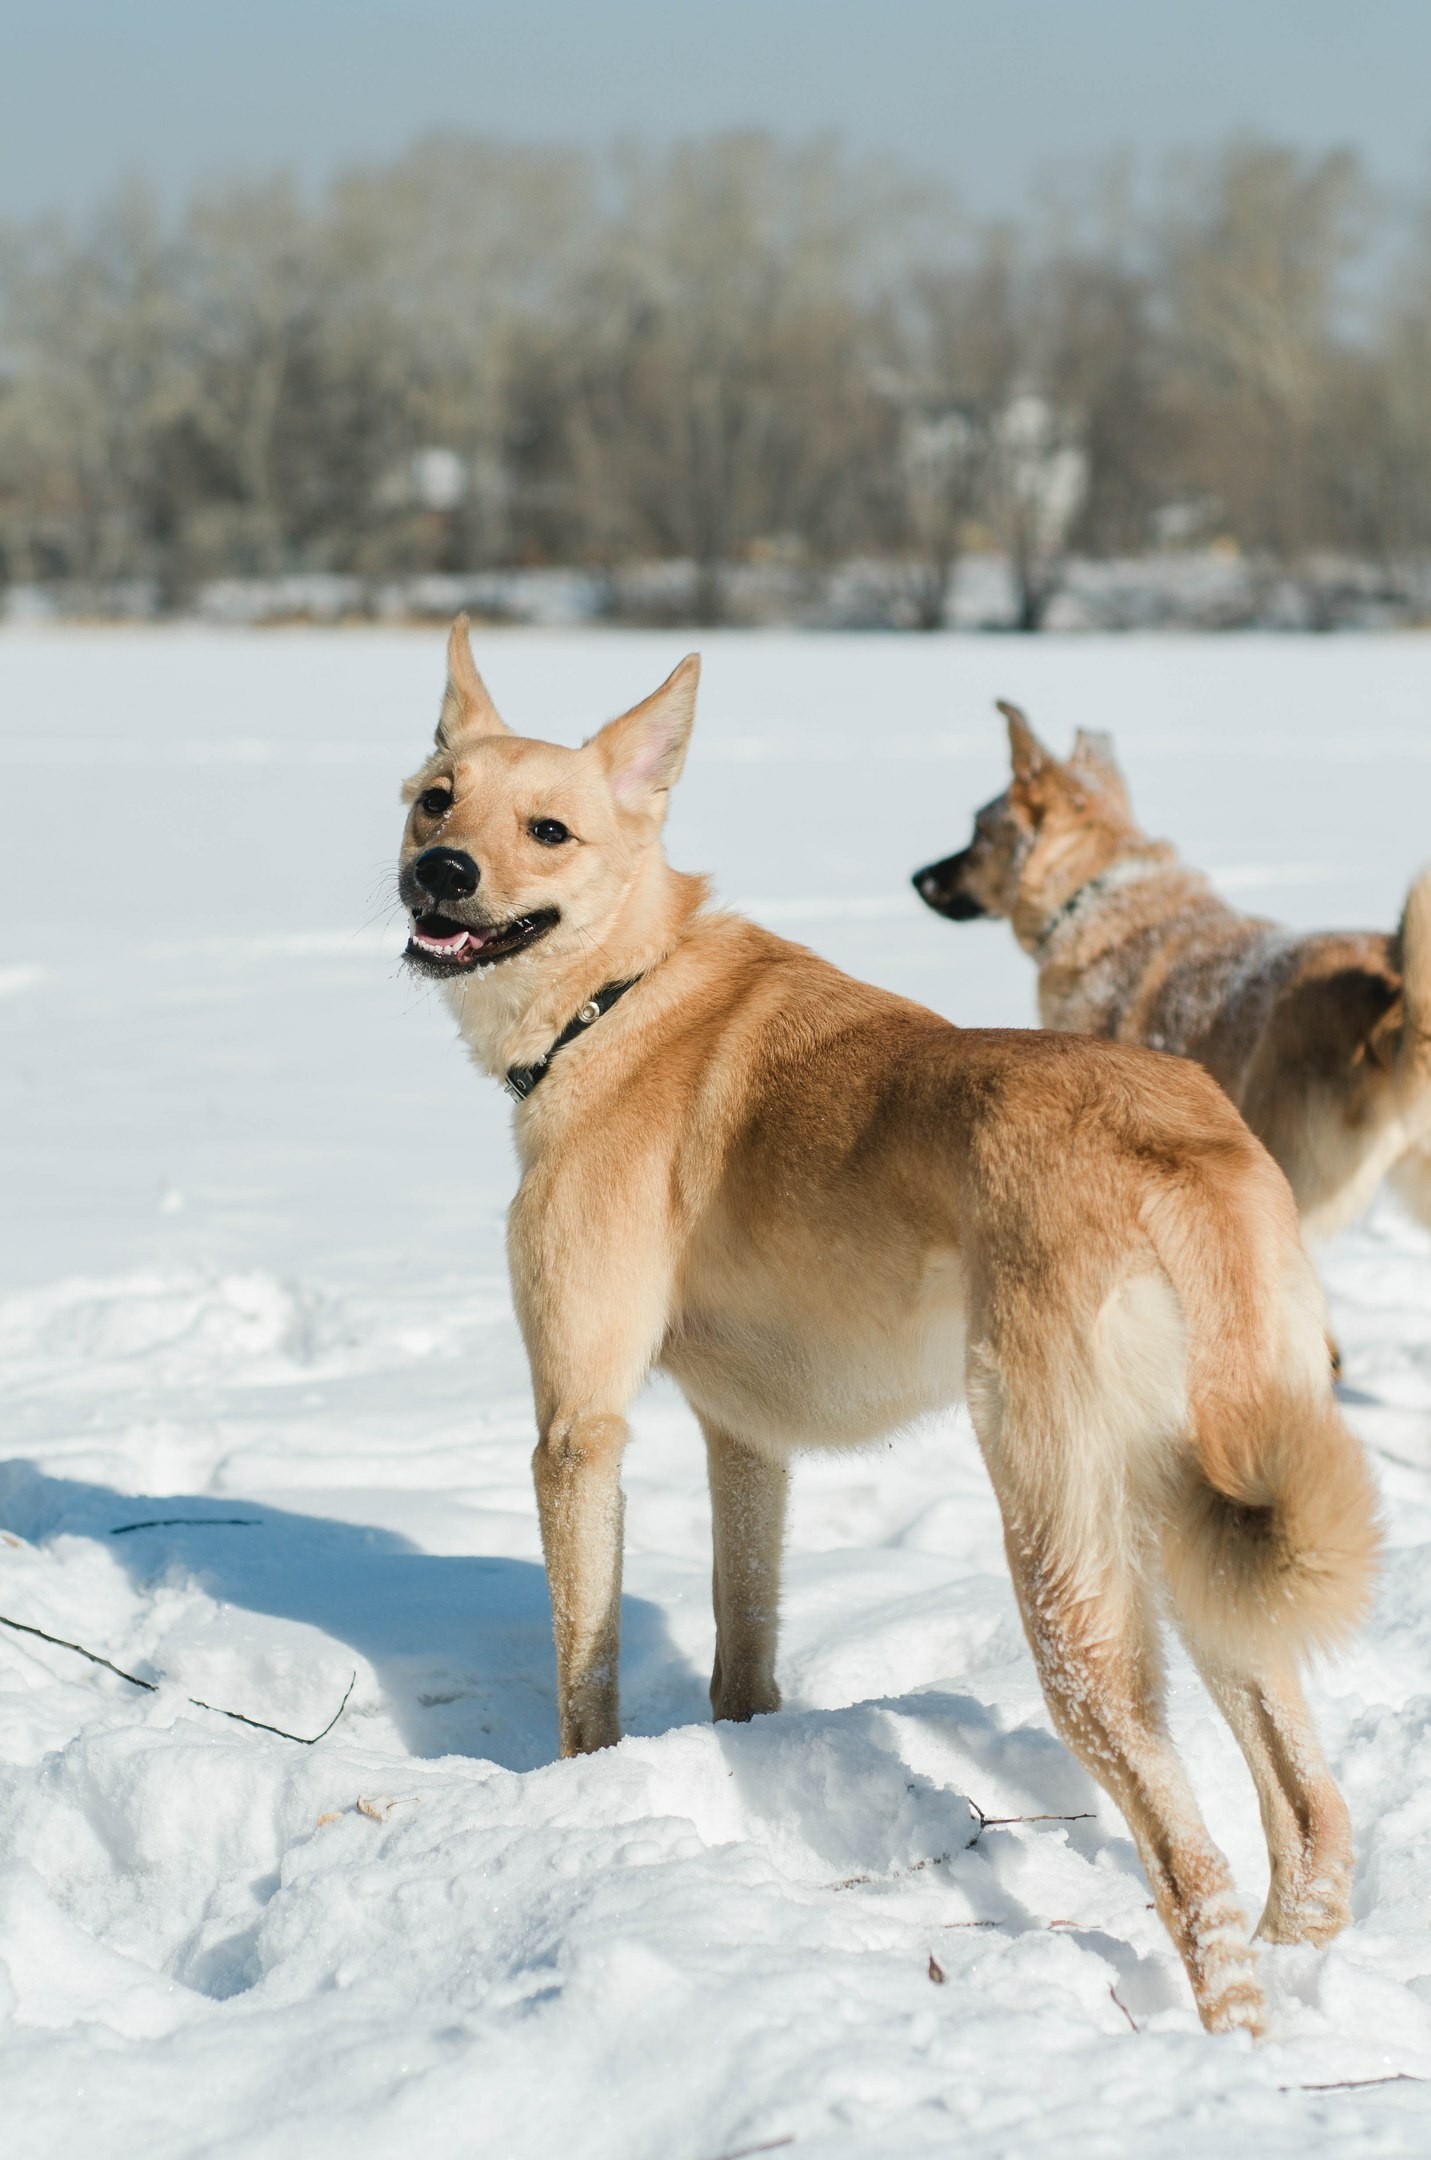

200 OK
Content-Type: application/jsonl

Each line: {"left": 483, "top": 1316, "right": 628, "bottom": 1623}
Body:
{"left": 2, "top": 1460, "right": 1179, "bottom": 2013}
{"left": 0, "top": 1459, "right": 708, "bottom": 1773}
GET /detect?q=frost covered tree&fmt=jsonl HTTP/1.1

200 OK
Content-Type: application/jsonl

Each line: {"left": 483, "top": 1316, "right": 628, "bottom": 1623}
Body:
{"left": 0, "top": 185, "right": 189, "bottom": 591}
{"left": 889, "top": 404, "right": 983, "bottom": 628}
{"left": 987, "top": 391, "right": 1089, "bottom": 630}
{"left": 0, "top": 128, "right": 1422, "bottom": 621}
{"left": 1158, "top": 141, "right": 1366, "bottom": 622}
{"left": 560, "top": 134, "right": 894, "bottom": 623}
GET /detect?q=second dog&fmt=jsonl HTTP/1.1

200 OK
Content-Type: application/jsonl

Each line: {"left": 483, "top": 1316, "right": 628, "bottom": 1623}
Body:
{"left": 915, "top": 703, "right": 1431, "bottom": 1242}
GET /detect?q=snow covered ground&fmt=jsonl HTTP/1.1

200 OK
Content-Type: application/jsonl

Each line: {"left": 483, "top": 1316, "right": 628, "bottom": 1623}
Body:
{"left": 3, "top": 626, "right": 1431, "bottom": 2158}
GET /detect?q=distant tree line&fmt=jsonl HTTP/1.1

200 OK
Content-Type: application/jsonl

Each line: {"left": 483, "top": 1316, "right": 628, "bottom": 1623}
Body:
{"left": 1, "top": 132, "right": 1429, "bottom": 626}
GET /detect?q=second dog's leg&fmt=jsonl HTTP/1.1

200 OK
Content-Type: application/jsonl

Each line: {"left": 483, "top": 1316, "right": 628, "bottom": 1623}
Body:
{"left": 703, "top": 1421, "right": 787, "bottom": 1722}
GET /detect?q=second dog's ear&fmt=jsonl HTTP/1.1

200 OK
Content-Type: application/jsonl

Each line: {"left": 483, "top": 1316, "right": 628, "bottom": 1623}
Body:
{"left": 998, "top": 700, "right": 1049, "bottom": 787}
{"left": 593, "top": 655, "right": 700, "bottom": 814}
{"left": 437, "top": 615, "right": 509, "bottom": 748}
{"left": 1072, "top": 727, "right": 1120, "bottom": 778}
{"left": 1071, "top": 726, "right": 1130, "bottom": 806}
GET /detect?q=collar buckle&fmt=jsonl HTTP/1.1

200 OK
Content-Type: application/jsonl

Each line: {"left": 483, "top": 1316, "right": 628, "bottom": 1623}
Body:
{"left": 501, "top": 977, "right": 642, "bottom": 1104}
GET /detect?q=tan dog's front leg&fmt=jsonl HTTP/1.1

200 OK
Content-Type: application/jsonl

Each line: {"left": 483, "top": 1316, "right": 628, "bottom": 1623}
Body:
{"left": 511, "top": 1167, "right": 673, "bottom": 1760}
{"left": 532, "top": 1410, "right": 630, "bottom": 1755}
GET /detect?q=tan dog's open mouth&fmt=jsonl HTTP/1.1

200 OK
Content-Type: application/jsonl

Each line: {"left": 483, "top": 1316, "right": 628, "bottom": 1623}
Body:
{"left": 405, "top": 908, "right": 560, "bottom": 975}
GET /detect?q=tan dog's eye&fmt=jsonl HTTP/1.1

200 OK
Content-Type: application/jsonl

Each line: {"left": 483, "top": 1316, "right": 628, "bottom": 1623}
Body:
{"left": 419, "top": 787, "right": 452, "bottom": 817}
{"left": 529, "top": 818, "right": 571, "bottom": 846}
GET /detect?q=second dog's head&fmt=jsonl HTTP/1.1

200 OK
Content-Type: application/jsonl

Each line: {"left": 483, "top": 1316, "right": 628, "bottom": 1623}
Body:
{"left": 398, "top": 618, "right": 699, "bottom": 989}
{"left": 913, "top": 703, "right": 1137, "bottom": 942}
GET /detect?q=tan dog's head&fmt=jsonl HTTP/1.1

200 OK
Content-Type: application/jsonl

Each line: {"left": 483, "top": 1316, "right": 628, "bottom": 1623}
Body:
{"left": 913, "top": 703, "right": 1137, "bottom": 936}
{"left": 398, "top": 617, "right": 699, "bottom": 983}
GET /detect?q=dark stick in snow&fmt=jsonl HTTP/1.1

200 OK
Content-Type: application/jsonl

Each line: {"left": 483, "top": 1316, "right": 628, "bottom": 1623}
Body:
{"left": 969, "top": 1801, "right": 1097, "bottom": 1839}
{"left": 829, "top": 1799, "right": 1096, "bottom": 1889}
{"left": 0, "top": 1611, "right": 356, "bottom": 1744}
{"left": 110, "top": 1516, "right": 260, "bottom": 1535}
{"left": 706, "top": 2141, "right": 796, "bottom": 2160}
{"left": 1109, "top": 1984, "right": 1138, "bottom": 2033}
{"left": 1280, "top": 2074, "right": 1425, "bottom": 2094}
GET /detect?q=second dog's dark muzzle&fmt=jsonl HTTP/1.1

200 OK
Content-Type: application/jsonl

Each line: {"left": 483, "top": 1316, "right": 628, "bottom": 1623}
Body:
{"left": 913, "top": 851, "right": 988, "bottom": 920}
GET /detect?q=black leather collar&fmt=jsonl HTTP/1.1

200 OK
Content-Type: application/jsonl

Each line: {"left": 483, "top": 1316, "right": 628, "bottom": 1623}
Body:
{"left": 503, "top": 977, "right": 643, "bottom": 1101}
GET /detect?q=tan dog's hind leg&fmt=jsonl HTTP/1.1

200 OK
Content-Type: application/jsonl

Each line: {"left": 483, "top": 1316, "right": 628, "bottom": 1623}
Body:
{"left": 1005, "top": 1527, "right": 1264, "bottom": 2036}
{"left": 532, "top": 1411, "right": 629, "bottom": 1756}
{"left": 1185, "top": 1650, "right": 1353, "bottom": 1946}
{"left": 703, "top": 1422, "right": 787, "bottom": 1722}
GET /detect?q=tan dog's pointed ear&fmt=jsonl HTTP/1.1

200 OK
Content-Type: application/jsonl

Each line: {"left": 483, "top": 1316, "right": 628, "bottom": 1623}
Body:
{"left": 592, "top": 655, "right": 700, "bottom": 813}
{"left": 998, "top": 700, "right": 1049, "bottom": 786}
{"left": 437, "top": 615, "right": 509, "bottom": 747}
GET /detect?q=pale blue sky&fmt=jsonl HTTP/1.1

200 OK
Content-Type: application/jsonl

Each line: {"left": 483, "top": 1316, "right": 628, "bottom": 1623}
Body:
{"left": 5, "top": 0, "right": 1429, "bottom": 221}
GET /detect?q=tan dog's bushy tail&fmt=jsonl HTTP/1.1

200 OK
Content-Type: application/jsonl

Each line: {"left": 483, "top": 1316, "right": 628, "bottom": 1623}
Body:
{"left": 1394, "top": 865, "right": 1431, "bottom": 1073}
{"left": 1167, "top": 1386, "right": 1381, "bottom": 1665}
{"left": 1146, "top": 1181, "right": 1381, "bottom": 1666}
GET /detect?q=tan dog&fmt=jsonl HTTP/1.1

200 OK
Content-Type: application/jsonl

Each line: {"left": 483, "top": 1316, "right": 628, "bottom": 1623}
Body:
{"left": 398, "top": 621, "right": 1378, "bottom": 2036}
{"left": 914, "top": 706, "right": 1431, "bottom": 1244}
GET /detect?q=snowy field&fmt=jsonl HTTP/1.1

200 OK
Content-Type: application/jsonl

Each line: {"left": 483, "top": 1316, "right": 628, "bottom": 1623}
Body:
{"left": 4, "top": 625, "right": 1431, "bottom": 2159}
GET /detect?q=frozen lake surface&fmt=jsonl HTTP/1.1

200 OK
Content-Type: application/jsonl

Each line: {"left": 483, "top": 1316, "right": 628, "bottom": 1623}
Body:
{"left": 3, "top": 627, "right": 1431, "bottom": 2157}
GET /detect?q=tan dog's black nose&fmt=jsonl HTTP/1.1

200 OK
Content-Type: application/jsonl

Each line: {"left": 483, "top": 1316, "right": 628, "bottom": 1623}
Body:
{"left": 414, "top": 847, "right": 479, "bottom": 903}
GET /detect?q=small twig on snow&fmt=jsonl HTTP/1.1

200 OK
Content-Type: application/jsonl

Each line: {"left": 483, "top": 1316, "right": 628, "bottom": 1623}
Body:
{"left": 1280, "top": 2073, "right": 1425, "bottom": 2094}
{"left": 357, "top": 1793, "right": 419, "bottom": 1822}
{"left": 832, "top": 1850, "right": 951, "bottom": 1890}
{"left": 0, "top": 1611, "right": 355, "bottom": 1745}
{"left": 706, "top": 2141, "right": 795, "bottom": 2160}
{"left": 110, "top": 1516, "right": 259, "bottom": 1536}
{"left": 967, "top": 1799, "right": 1096, "bottom": 1843}
{"left": 1109, "top": 1982, "right": 1138, "bottom": 2034}
{"left": 829, "top": 1798, "right": 1095, "bottom": 1891}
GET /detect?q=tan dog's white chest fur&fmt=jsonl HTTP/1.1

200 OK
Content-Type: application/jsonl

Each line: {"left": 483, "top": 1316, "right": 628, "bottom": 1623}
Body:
{"left": 398, "top": 623, "right": 1379, "bottom": 2039}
